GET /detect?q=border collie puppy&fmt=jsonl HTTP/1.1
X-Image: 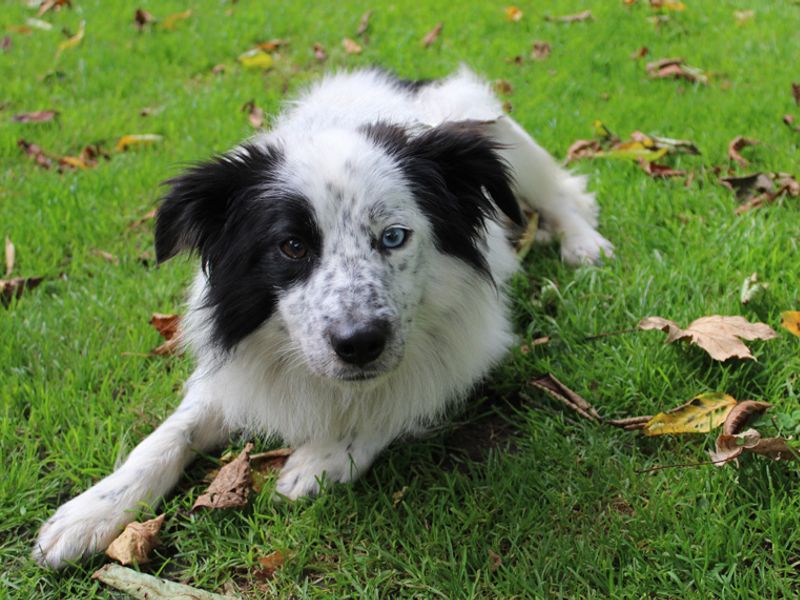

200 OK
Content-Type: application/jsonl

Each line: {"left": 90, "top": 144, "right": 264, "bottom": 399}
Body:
{"left": 34, "top": 67, "right": 612, "bottom": 568}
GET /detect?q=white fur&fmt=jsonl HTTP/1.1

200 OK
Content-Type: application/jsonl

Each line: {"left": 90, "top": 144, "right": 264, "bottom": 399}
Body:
{"left": 34, "top": 67, "right": 612, "bottom": 568}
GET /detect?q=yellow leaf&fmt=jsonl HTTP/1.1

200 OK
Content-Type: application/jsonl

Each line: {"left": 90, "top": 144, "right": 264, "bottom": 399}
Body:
{"left": 115, "top": 134, "right": 163, "bottom": 152}
{"left": 59, "top": 156, "right": 89, "bottom": 169}
{"left": 781, "top": 311, "right": 800, "bottom": 337}
{"left": 161, "top": 9, "right": 192, "bottom": 31}
{"left": 643, "top": 392, "right": 737, "bottom": 436}
{"left": 237, "top": 48, "right": 274, "bottom": 70}
{"left": 56, "top": 20, "right": 84, "bottom": 57}
{"left": 597, "top": 146, "right": 668, "bottom": 161}
{"left": 505, "top": 6, "right": 523, "bottom": 22}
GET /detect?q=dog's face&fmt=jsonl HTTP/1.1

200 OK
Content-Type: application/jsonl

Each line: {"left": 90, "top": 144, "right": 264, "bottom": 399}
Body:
{"left": 156, "top": 121, "right": 523, "bottom": 381}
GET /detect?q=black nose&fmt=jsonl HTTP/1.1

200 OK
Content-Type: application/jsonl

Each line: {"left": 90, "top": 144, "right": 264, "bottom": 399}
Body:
{"left": 330, "top": 320, "right": 389, "bottom": 366}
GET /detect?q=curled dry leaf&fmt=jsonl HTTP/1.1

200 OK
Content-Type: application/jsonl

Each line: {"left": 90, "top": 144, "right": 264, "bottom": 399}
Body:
{"left": 505, "top": 6, "right": 523, "bottom": 22}
{"left": 254, "top": 550, "right": 287, "bottom": 580}
{"left": 727, "top": 136, "right": 759, "bottom": 167}
{"left": 722, "top": 400, "right": 772, "bottom": 436}
{"left": 313, "top": 42, "right": 327, "bottom": 62}
{"left": 105, "top": 514, "right": 165, "bottom": 565}
{"left": 649, "top": 0, "right": 685, "bottom": 10}
{"left": 250, "top": 447, "right": 292, "bottom": 492}
{"left": 643, "top": 392, "right": 736, "bottom": 436}
{"left": 115, "top": 134, "right": 163, "bottom": 152}
{"left": 93, "top": 564, "right": 228, "bottom": 600}
{"left": 638, "top": 160, "right": 686, "bottom": 178}
{"left": 37, "top": 0, "right": 72, "bottom": 17}
{"left": 631, "top": 46, "right": 649, "bottom": 60}
{"left": 257, "top": 38, "right": 289, "bottom": 52}
{"left": 721, "top": 172, "right": 800, "bottom": 214}
{"left": 134, "top": 8, "right": 156, "bottom": 31}
{"left": 422, "top": 22, "right": 443, "bottom": 47}
{"left": 545, "top": 10, "right": 593, "bottom": 23}
{"left": 1, "top": 276, "right": 44, "bottom": 307}
{"left": 781, "top": 311, "right": 800, "bottom": 337}
{"left": 565, "top": 139, "right": 602, "bottom": 163}
{"left": 639, "top": 315, "right": 778, "bottom": 361}
{"left": 531, "top": 41, "right": 551, "bottom": 60}
{"left": 5, "top": 237, "right": 14, "bottom": 277}
{"left": 192, "top": 442, "right": 254, "bottom": 511}
{"left": 711, "top": 428, "right": 797, "bottom": 466}
{"left": 149, "top": 312, "right": 182, "bottom": 355}
{"left": 242, "top": 100, "right": 264, "bottom": 129}
{"left": 356, "top": 9, "right": 373, "bottom": 36}
{"left": 342, "top": 37, "right": 362, "bottom": 54}
{"left": 12, "top": 110, "right": 58, "bottom": 123}
{"left": 56, "top": 20, "right": 85, "bottom": 57}
{"left": 740, "top": 272, "right": 768, "bottom": 305}
{"left": 646, "top": 58, "right": 708, "bottom": 84}
{"left": 18, "top": 138, "right": 54, "bottom": 169}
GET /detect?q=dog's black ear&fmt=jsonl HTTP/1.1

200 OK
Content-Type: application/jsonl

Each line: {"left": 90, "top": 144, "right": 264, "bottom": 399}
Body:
{"left": 155, "top": 143, "right": 282, "bottom": 264}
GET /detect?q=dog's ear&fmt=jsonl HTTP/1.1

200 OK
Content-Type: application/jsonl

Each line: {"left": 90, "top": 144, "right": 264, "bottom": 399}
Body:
{"left": 155, "top": 143, "right": 282, "bottom": 264}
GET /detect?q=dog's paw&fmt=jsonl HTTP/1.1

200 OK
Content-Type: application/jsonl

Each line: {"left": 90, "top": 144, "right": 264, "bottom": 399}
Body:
{"left": 274, "top": 442, "right": 364, "bottom": 501}
{"left": 561, "top": 228, "right": 614, "bottom": 266}
{"left": 33, "top": 489, "right": 131, "bottom": 569}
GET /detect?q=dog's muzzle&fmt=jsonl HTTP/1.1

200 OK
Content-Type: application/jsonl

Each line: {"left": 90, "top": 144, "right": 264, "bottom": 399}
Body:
{"left": 328, "top": 319, "right": 390, "bottom": 366}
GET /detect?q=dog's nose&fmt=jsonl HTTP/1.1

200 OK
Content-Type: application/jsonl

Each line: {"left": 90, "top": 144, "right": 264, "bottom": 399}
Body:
{"left": 330, "top": 320, "right": 389, "bottom": 366}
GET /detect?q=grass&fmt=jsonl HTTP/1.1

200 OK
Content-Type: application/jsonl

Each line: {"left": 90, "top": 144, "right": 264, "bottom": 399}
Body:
{"left": 1, "top": 0, "right": 799, "bottom": 597}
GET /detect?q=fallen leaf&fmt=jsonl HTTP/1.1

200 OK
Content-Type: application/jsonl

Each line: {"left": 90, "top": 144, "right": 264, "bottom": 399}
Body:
{"left": 211, "top": 64, "right": 226, "bottom": 75}
{"left": 93, "top": 564, "right": 228, "bottom": 600}
{"left": 545, "top": 10, "right": 593, "bottom": 23}
{"left": 4, "top": 237, "right": 14, "bottom": 277}
{"left": 649, "top": 0, "right": 685, "bottom": 10}
{"left": 254, "top": 550, "right": 286, "bottom": 580}
{"left": 161, "top": 9, "right": 192, "bottom": 31}
{"left": 722, "top": 400, "right": 772, "bottom": 436}
{"left": 565, "top": 139, "right": 602, "bottom": 163}
{"left": 630, "top": 131, "right": 700, "bottom": 155}
{"left": 494, "top": 79, "right": 513, "bottom": 95}
{"left": 531, "top": 40, "right": 551, "bottom": 60}
{"left": 711, "top": 428, "right": 797, "bottom": 466}
{"left": 1, "top": 276, "right": 44, "bottom": 306}
{"left": 646, "top": 58, "right": 708, "bottom": 84}
{"left": 257, "top": 38, "right": 289, "bottom": 52}
{"left": 792, "top": 82, "right": 800, "bottom": 106}
{"left": 643, "top": 392, "right": 737, "bottom": 436}
{"left": 631, "top": 46, "right": 649, "bottom": 60}
{"left": 342, "top": 37, "right": 362, "bottom": 54}
{"left": 638, "top": 160, "right": 687, "bottom": 178}
{"left": 12, "top": 110, "right": 58, "bottom": 123}
{"left": 127, "top": 208, "right": 157, "bottom": 230}
{"left": 356, "top": 10, "right": 373, "bottom": 36}
{"left": 37, "top": 0, "right": 71, "bottom": 17}
{"left": 312, "top": 42, "right": 327, "bottom": 62}
{"left": 505, "top": 6, "right": 523, "bottom": 22}
{"left": 639, "top": 315, "right": 778, "bottom": 361}
{"left": 781, "top": 311, "right": 800, "bottom": 337}
{"left": 17, "top": 138, "right": 54, "bottom": 169}
{"left": 241, "top": 100, "right": 264, "bottom": 128}
{"left": 422, "top": 22, "right": 443, "bottom": 47}
{"left": 250, "top": 447, "right": 292, "bottom": 492}
{"left": 237, "top": 48, "right": 274, "bottom": 70}
{"left": 105, "top": 514, "right": 165, "bottom": 565}
{"left": 734, "top": 9, "right": 755, "bottom": 24}
{"left": 721, "top": 172, "right": 800, "bottom": 214}
{"left": 488, "top": 549, "right": 502, "bottom": 572}
{"left": 26, "top": 18, "right": 53, "bottom": 31}
{"left": 192, "top": 443, "right": 254, "bottom": 511}
{"left": 783, "top": 114, "right": 800, "bottom": 132}
{"left": 515, "top": 211, "right": 539, "bottom": 260}
{"left": 134, "top": 8, "right": 156, "bottom": 31}
{"left": 391, "top": 485, "right": 408, "bottom": 507}
{"left": 56, "top": 19, "right": 84, "bottom": 57}
{"left": 1, "top": 36, "right": 11, "bottom": 52}
{"left": 6, "top": 25, "right": 33, "bottom": 35}
{"left": 740, "top": 272, "right": 768, "bottom": 305}
{"left": 727, "top": 136, "right": 759, "bottom": 167}
{"left": 529, "top": 374, "right": 601, "bottom": 422}
{"left": 597, "top": 143, "right": 667, "bottom": 162}
{"left": 150, "top": 312, "right": 182, "bottom": 355}
{"left": 91, "top": 248, "right": 119, "bottom": 265}
{"left": 115, "top": 133, "right": 163, "bottom": 151}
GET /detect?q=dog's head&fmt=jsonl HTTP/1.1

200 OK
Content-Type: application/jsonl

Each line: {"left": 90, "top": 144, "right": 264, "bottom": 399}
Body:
{"left": 156, "top": 121, "right": 523, "bottom": 381}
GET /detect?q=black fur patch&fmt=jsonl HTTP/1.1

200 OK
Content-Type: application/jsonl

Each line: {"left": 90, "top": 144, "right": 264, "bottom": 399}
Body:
{"left": 363, "top": 121, "right": 523, "bottom": 277}
{"left": 156, "top": 144, "right": 322, "bottom": 350}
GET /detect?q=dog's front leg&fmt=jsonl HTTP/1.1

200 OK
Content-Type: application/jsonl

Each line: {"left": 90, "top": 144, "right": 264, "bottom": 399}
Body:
{"left": 33, "top": 380, "right": 228, "bottom": 569}
{"left": 275, "top": 433, "right": 389, "bottom": 500}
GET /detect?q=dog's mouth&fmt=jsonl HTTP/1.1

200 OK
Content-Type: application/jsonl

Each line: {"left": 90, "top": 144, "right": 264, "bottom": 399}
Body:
{"left": 336, "top": 370, "right": 385, "bottom": 382}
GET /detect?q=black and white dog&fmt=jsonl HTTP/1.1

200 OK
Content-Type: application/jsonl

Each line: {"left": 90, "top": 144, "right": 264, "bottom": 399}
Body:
{"left": 34, "top": 67, "right": 612, "bottom": 568}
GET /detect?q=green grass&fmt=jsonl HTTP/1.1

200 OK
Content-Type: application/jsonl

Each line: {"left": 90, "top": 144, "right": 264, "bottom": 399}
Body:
{"left": 2, "top": 0, "right": 799, "bottom": 597}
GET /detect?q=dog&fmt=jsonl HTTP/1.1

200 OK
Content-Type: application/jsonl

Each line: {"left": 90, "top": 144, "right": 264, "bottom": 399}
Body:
{"left": 34, "top": 67, "right": 613, "bottom": 568}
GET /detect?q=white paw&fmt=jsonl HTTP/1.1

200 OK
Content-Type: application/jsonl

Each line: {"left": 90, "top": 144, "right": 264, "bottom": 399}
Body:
{"left": 274, "top": 441, "right": 366, "bottom": 501}
{"left": 33, "top": 486, "right": 133, "bottom": 569}
{"left": 560, "top": 228, "right": 614, "bottom": 266}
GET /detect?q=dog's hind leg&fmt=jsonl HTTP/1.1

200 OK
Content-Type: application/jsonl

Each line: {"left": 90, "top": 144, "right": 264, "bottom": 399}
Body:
{"left": 486, "top": 116, "right": 614, "bottom": 265}
{"left": 33, "top": 377, "right": 229, "bottom": 569}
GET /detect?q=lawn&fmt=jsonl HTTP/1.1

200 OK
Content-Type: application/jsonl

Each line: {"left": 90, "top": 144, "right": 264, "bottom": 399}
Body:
{"left": 2, "top": 0, "right": 799, "bottom": 597}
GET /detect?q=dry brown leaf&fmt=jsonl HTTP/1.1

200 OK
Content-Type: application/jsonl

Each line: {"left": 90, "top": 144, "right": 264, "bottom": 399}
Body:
{"left": 18, "top": 138, "right": 54, "bottom": 169}
{"left": 257, "top": 38, "right": 289, "bottom": 52}
{"left": 4, "top": 237, "right": 14, "bottom": 277}
{"left": 783, "top": 114, "right": 800, "bottom": 132}
{"left": 781, "top": 311, "right": 800, "bottom": 337}
{"left": 638, "top": 160, "right": 687, "bottom": 178}
{"left": 37, "top": 0, "right": 71, "bottom": 17}
{"left": 505, "top": 6, "right": 523, "bottom": 22}
{"left": 422, "top": 22, "right": 443, "bottom": 47}
{"left": 313, "top": 42, "right": 327, "bottom": 62}
{"left": 488, "top": 549, "right": 502, "bottom": 572}
{"left": 494, "top": 79, "right": 513, "bottom": 95}
{"left": 721, "top": 172, "right": 800, "bottom": 213}
{"left": 643, "top": 392, "right": 737, "bottom": 436}
{"left": 565, "top": 139, "right": 602, "bottom": 163}
{"left": 250, "top": 447, "right": 292, "bottom": 492}
{"left": 1, "top": 276, "right": 44, "bottom": 306}
{"left": 722, "top": 400, "right": 772, "bottom": 435}
{"left": 149, "top": 312, "right": 182, "bottom": 355}
{"left": 740, "top": 272, "right": 768, "bottom": 305}
{"left": 630, "top": 46, "right": 649, "bottom": 60}
{"left": 115, "top": 133, "right": 163, "bottom": 152}
{"left": 127, "top": 208, "right": 157, "bottom": 230}
{"left": 161, "top": 9, "right": 192, "bottom": 31}
{"left": 639, "top": 315, "right": 778, "bottom": 361}
{"left": 711, "top": 428, "right": 797, "bottom": 466}
{"left": 545, "top": 10, "right": 593, "bottom": 23}
{"left": 727, "top": 136, "right": 759, "bottom": 167}
{"left": 105, "top": 514, "right": 165, "bottom": 565}
{"left": 649, "top": 0, "right": 685, "bottom": 10}
{"left": 56, "top": 20, "right": 85, "bottom": 57}
{"left": 192, "top": 443, "right": 254, "bottom": 511}
{"left": 531, "top": 41, "right": 551, "bottom": 60}
{"left": 93, "top": 564, "right": 228, "bottom": 599}
{"left": 254, "top": 550, "right": 287, "bottom": 580}
{"left": 529, "top": 374, "right": 601, "bottom": 422}
{"left": 646, "top": 58, "right": 708, "bottom": 84}
{"left": 342, "top": 37, "right": 362, "bottom": 54}
{"left": 13, "top": 110, "right": 58, "bottom": 123}
{"left": 241, "top": 100, "right": 264, "bottom": 129}
{"left": 134, "top": 8, "right": 156, "bottom": 31}
{"left": 1, "top": 36, "right": 11, "bottom": 53}
{"left": 792, "top": 82, "right": 800, "bottom": 106}
{"left": 91, "top": 248, "right": 119, "bottom": 265}
{"left": 356, "top": 10, "right": 373, "bottom": 36}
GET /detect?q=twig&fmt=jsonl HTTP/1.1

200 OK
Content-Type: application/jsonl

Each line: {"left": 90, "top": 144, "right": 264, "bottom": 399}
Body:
{"left": 635, "top": 457, "right": 732, "bottom": 473}
{"left": 582, "top": 327, "right": 638, "bottom": 341}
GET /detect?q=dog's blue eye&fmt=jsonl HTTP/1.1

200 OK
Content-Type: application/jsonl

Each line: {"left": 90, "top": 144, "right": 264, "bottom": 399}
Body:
{"left": 380, "top": 226, "right": 409, "bottom": 250}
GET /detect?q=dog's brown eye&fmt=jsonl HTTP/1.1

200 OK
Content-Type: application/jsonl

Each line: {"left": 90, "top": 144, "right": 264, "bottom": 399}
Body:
{"left": 280, "top": 238, "right": 307, "bottom": 259}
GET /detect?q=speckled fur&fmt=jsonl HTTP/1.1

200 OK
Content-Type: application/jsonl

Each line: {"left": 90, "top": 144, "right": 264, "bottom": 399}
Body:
{"left": 34, "top": 67, "right": 612, "bottom": 569}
